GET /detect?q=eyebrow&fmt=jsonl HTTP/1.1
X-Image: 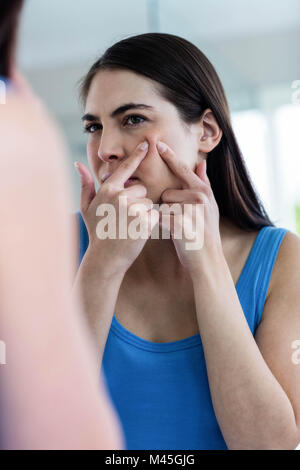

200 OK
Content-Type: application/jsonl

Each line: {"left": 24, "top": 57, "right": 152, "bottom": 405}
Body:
{"left": 81, "top": 103, "right": 154, "bottom": 122}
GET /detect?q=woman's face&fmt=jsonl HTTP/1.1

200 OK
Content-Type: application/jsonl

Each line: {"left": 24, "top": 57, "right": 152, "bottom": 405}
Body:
{"left": 83, "top": 69, "right": 204, "bottom": 203}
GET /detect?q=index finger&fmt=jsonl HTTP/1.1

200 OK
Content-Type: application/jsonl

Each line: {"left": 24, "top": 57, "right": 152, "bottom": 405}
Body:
{"left": 156, "top": 141, "right": 205, "bottom": 189}
{"left": 108, "top": 140, "right": 149, "bottom": 187}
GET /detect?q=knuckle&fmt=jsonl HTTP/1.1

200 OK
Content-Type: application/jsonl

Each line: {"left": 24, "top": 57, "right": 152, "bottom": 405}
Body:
{"left": 202, "top": 187, "right": 211, "bottom": 200}
{"left": 161, "top": 191, "right": 171, "bottom": 202}
{"left": 128, "top": 204, "right": 146, "bottom": 217}
{"left": 130, "top": 200, "right": 146, "bottom": 209}
{"left": 119, "top": 197, "right": 128, "bottom": 210}
{"left": 179, "top": 163, "right": 190, "bottom": 174}
{"left": 80, "top": 179, "right": 89, "bottom": 189}
{"left": 121, "top": 161, "right": 132, "bottom": 172}
{"left": 195, "top": 192, "right": 204, "bottom": 203}
{"left": 118, "top": 189, "right": 128, "bottom": 198}
{"left": 144, "top": 198, "right": 153, "bottom": 206}
{"left": 103, "top": 182, "right": 115, "bottom": 196}
{"left": 201, "top": 194, "right": 208, "bottom": 205}
{"left": 206, "top": 186, "right": 213, "bottom": 197}
{"left": 138, "top": 184, "right": 148, "bottom": 194}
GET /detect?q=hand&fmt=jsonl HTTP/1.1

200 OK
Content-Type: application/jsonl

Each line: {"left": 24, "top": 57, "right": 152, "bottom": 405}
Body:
{"left": 156, "top": 140, "right": 223, "bottom": 277}
{"left": 75, "top": 141, "right": 159, "bottom": 277}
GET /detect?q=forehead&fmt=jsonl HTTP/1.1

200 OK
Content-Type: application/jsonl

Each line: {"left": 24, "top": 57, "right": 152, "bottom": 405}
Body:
{"left": 85, "top": 69, "right": 165, "bottom": 113}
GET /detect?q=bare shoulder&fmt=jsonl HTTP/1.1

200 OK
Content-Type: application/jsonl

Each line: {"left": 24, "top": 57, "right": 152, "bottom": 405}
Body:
{"left": 220, "top": 219, "right": 260, "bottom": 285}
{"left": 267, "top": 230, "right": 300, "bottom": 304}
{"left": 253, "top": 229, "right": 300, "bottom": 327}
{"left": 254, "top": 230, "right": 300, "bottom": 433}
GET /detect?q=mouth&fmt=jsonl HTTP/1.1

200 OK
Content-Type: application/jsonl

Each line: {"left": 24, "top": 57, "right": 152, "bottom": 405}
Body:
{"left": 101, "top": 172, "right": 141, "bottom": 185}
{"left": 124, "top": 177, "right": 140, "bottom": 188}
{"left": 101, "top": 173, "right": 111, "bottom": 183}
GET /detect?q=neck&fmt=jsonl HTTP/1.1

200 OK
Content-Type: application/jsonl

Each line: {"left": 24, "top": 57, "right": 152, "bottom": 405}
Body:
{"left": 126, "top": 216, "right": 235, "bottom": 284}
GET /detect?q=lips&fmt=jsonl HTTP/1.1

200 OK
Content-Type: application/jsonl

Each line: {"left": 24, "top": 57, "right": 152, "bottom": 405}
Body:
{"left": 101, "top": 173, "right": 140, "bottom": 184}
{"left": 101, "top": 173, "right": 111, "bottom": 183}
{"left": 124, "top": 177, "right": 140, "bottom": 188}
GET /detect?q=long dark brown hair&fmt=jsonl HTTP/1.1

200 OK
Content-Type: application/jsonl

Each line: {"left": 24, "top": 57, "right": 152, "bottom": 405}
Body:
{"left": 80, "top": 33, "right": 274, "bottom": 231}
{"left": 0, "top": 0, "right": 24, "bottom": 78}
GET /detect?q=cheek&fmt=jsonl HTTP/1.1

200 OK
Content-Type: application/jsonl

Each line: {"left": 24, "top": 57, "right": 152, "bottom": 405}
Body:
{"left": 139, "top": 146, "right": 180, "bottom": 187}
{"left": 137, "top": 125, "right": 194, "bottom": 193}
{"left": 86, "top": 139, "right": 97, "bottom": 160}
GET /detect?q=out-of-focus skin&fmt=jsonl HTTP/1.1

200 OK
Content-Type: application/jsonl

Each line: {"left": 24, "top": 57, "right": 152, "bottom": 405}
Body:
{"left": 0, "top": 74, "right": 124, "bottom": 449}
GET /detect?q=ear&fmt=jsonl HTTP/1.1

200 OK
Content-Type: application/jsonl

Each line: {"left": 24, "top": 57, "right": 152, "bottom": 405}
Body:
{"left": 197, "top": 108, "right": 223, "bottom": 153}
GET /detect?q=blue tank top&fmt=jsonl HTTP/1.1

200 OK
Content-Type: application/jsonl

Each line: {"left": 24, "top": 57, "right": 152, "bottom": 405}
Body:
{"left": 76, "top": 211, "right": 288, "bottom": 450}
{"left": 0, "top": 76, "right": 14, "bottom": 98}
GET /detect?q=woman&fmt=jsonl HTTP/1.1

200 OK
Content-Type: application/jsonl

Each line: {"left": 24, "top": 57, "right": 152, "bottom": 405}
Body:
{"left": 73, "top": 33, "right": 300, "bottom": 450}
{"left": 0, "top": 0, "right": 123, "bottom": 449}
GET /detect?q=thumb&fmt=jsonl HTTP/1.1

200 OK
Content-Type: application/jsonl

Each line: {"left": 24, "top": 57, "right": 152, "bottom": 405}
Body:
{"left": 74, "top": 162, "right": 96, "bottom": 213}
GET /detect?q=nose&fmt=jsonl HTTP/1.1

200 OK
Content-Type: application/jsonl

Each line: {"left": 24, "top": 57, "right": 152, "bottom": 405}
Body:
{"left": 97, "top": 132, "right": 124, "bottom": 163}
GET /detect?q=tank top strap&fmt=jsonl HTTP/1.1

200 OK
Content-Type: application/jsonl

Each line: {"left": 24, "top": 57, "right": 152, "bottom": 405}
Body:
{"left": 242, "top": 225, "right": 289, "bottom": 330}
{"left": 76, "top": 211, "right": 89, "bottom": 267}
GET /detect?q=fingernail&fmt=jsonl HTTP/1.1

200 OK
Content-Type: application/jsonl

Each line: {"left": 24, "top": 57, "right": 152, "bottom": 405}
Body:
{"left": 139, "top": 141, "right": 149, "bottom": 151}
{"left": 157, "top": 141, "right": 167, "bottom": 154}
{"left": 74, "top": 161, "right": 81, "bottom": 174}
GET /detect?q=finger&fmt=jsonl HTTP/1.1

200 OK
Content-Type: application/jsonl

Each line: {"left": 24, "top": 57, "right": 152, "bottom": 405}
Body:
{"left": 156, "top": 141, "right": 202, "bottom": 189}
{"left": 127, "top": 197, "right": 153, "bottom": 210}
{"left": 108, "top": 140, "right": 149, "bottom": 187}
{"left": 74, "top": 162, "right": 96, "bottom": 213}
{"left": 196, "top": 159, "right": 211, "bottom": 186}
{"left": 128, "top": 202, "right": 153, "bottom": 218}
{"left": 161, "top": 189, "right": 194, "bottom": 203}
{"left": 138, "top": 208, "right": 160, "bottom": 239}
{"left": 161, "top": 188, "right": 209, "bottom": 203}
{"left": 120, "top": 183, "right": 147, "bottom": 198}
{"left": 148, "top": 208, "right": 160, "bottom": 232}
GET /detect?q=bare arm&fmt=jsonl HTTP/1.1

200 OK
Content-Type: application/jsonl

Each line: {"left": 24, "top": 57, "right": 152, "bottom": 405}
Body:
{"left": 154, "top": 139, "right": 300, "bottom": 449}
{"left": 71, "top": 142, "right": 157, "bottom": 365}
{"left": 72, "top": 245, "right": 125, "bottom": 368}
{"left": 191, "top": 240, "right": 300, "bottom": 450}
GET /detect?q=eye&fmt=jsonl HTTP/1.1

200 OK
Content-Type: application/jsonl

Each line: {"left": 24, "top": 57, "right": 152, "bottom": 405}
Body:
{"left": 123, "top": 114, "right": 146, "bottom": 127}
{"left": 83, "top": 114, "right": 146, "bottom": 134}
{"left": 83, "top": 123, "right": 101, "bottom": 134}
